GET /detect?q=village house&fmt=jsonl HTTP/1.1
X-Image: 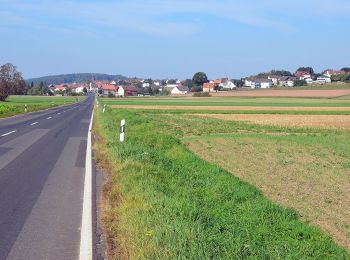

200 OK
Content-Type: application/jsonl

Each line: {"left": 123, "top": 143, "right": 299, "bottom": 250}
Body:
{"left": 118, "top": 85, "right": 138, "bottom": 97}
{"left": 219, "top": 80, "right": 236, "bottom": 90}
{"left": 305, "top": 77, "right": 314, "bottom": 84}
{"left": 171, "top": 85, "right": 189, "bottom": 95}
{"left": 163, "top": 84, "right": 189, "bottom": 94}
{"left": 278, "top": 76, "right": 297, "bottom": 87}
{"left": 68, "top": 83, "right": 86, "bottom": 94}
{"left": 164, "top": 83, "right": 180, "bottom": 90}
{"left": 245, "top": 78, "right": 273, "bottom": 89}
{"left": 323, "top": 69, "right": 345, "bottom": 78}
{"left": 154, "top": 81, "right": 161, "bottom": 87}
{"left": 203, "top": 82, "right": 216, "bottom": 92}
{"left": 100, "top": 83, "right": 117, "bottom": 96}
{"left": 267, "top": 75, "right": 281, "bottom": 85}
{"left": 295, "top": 71, "right": 312, "bottom": 80}
{"left": 316, "top": 76, "right": 331, "bottom": 84}
{"left": 54, "top": 84, "right": 67, "bottom": 93}
{"left": 142, "top": 82, "right": 150, "bottom": 88}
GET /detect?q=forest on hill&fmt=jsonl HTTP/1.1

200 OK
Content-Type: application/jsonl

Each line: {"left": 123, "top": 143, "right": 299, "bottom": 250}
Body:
{"left": 26, "top": 73, "right": 128, "bottom": 85}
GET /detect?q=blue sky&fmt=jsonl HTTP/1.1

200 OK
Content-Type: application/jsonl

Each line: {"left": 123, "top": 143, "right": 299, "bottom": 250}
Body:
{"left": 0, "top": 0, "right": 349, "bottom": 79}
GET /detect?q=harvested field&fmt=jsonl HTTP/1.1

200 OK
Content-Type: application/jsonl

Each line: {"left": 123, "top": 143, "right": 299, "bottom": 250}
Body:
{"left": 210, "top": 89, "right": 350, "bottom": 98}
{"left": 193, "top": 114, "right": 350, "bottom": 129}
{"left": 111, "top": 105, "right": 350, "bottom": 111}
{"left": 185, "top": 136, "right": 350, "bottom": 249}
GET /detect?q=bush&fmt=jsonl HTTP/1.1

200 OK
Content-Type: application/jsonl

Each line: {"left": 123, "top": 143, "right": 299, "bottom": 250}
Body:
{"left": 192, "top": 92, "right": 210, "bottom": 97}
{"left": 108, "top": 91, "right": 115, "bottom": 98}
{"left": 294, "top": 80, "right": 307, "bottom": 86}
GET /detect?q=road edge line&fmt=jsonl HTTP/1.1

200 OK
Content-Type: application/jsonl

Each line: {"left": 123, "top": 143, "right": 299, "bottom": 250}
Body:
{"left": 79, "top": 106, "right": 94, "bottom": 260}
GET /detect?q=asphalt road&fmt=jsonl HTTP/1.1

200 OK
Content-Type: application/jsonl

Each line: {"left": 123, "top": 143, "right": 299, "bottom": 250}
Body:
{"left": 0, "top": 95, "right": 94, "bottom": 260}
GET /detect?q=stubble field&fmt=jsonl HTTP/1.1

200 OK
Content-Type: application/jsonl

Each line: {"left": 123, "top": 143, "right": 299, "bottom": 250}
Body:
{"left": 95, "top": 89, "right": 350, "bottom": 259}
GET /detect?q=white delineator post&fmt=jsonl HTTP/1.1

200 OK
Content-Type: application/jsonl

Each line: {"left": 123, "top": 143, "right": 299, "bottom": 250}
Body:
{"left": 120, "top": 119, "right": 125, "bottom": 142}
{"left": 103, "top": 104, "right": 106, "bottom": 113}
{"left": 24, "top": 104, "right": 27, "bottom": 113}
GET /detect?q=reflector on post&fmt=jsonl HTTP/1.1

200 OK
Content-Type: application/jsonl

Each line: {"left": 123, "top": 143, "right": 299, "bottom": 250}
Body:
{"left": 120, "top": 119, "right": 125, "bottom": 142}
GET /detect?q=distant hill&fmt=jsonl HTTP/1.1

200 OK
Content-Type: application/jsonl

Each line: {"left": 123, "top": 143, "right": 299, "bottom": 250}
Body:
{"left": 26, "top": 73, "right": 128, "bottom": 85}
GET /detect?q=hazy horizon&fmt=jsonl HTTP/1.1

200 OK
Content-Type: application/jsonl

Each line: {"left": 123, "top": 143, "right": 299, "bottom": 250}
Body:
{"left": 1, "top": 0, "right": 349, "bottom": 80}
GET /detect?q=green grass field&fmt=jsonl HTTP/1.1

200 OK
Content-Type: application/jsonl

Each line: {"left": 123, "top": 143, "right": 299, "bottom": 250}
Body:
{"left": 95, "top": 96, "right": 350, "bottom": 259}
{"left": 102, "top": 96, "right": 350, "bottom": 107}
{"left": 0, "top": 95, "right": 86, "bottom": 118}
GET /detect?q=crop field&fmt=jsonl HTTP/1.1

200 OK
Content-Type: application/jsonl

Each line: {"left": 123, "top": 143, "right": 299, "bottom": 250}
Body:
{"left": 210, "top": 88, "right": 350, "bottom": 97}
{"left": 95, "top": 92, "right": 350, "bottom": 259}
{"left": 0, "top": 95, "right": 85, "bottom": 118}
{"left": 193, "top": 114, "right": 350, "bottom": 129}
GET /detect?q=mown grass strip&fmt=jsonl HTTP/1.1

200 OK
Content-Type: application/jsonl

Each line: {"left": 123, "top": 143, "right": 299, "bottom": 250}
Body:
{"left": 108, "top": 107, "right": 350, "bottom": 115}
{"left": 94, "top": 107, "right": 349, "bottom": 259}
{"left": 101, "top": 97, "right": 350, "bottom": 107}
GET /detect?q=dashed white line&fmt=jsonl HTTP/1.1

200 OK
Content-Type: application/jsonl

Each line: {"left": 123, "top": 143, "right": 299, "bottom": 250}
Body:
{"left": 1, "top": 130, "right": 17, "bottom": 137}
{"left": 30, "top": 122, "right": 39, "bottom": 126}
{"left": 47, "top": 117, "right": 52, "bottom": 119}
{"left": 57, "top": 112, "right": 61, "bottom": 115}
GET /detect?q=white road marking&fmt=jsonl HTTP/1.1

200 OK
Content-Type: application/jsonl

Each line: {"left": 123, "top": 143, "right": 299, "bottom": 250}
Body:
{"left": 1, "top": 130, "right": 17, "bottom": 137}
{"left": 47, "top": 117, "right": 52, "bottom": 119}
{"left": 30, "top": 122, "right": 39, "bottom": 126}
{"left": 57, "top": 113, "right": 61, "bottom": 115}
{"left": 79, "top": 106, "right": 94, "bottom": 260}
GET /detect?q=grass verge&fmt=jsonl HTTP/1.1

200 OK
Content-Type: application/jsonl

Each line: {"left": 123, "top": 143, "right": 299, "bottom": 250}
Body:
{"left": 93, "top": 106, "right": 349, "bottom": 259}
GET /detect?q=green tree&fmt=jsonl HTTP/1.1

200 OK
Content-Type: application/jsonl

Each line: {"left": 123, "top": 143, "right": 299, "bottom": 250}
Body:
{"left": 167, "top": 79, "right": 177, "bottom": 84}
{"left": 192, "top": 72, "right": 208, "bottom": 86}
{"left": 296, "top": 67, "right": 314, "bottom": 75}
{"left": 183, "top": 79, "right": 194, "bottom": 89}
{"left": 341, "top": 67, "right": 350, "bottom": 73}
{"left": 0, "top": 63, "right": 25, "bottom": 101}
{"left": 294, "top": 79, "right": 307, "bottom": 86}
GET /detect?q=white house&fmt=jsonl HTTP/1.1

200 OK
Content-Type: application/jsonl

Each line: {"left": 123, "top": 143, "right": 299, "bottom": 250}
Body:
{"left": 142, "top": 82, "right": 150, "bottom": 88}
{"left": 316, "top": 76, "right": 331, "bottom": 84}
{"left": 165, "top": 84, "right": 179, "bottom": 89}
{"left": 245, "top": 78, "right": 273, "bottom": 89}
{"left": 171, "top": 86, "right": 189, "bottom": 95}
{"left": 74, "top": 86, "right": 85, "bottom": 94}
{"left": 268, "top": 76, "right": 280, "bottom": 85}
{"left": 305, "top": 77, "right": 314, "bottom": 84}
{"left": 220, "top": 80, "right": 236, "bottom": 90}
{"left": 278, "top": 76, "right": 296, "bottom": 87}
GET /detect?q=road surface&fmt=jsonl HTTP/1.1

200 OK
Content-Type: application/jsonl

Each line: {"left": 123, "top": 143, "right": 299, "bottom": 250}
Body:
{"left": 0, "top": 95, "right": 94, "bottom": 260}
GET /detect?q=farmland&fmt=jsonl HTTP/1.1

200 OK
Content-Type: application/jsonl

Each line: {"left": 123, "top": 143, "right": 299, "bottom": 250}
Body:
{"left": 0, "top": 95, "right": 86, "bottom": 118}
{"left": 94, "top": 91, "right": 350, "bottom": 259}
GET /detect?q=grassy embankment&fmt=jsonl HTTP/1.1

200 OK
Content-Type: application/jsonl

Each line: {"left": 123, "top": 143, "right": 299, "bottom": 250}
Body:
{"left": 0, "top": 95, "right": 85, "bottom": 118}
{"left": 94, "top": 96, "right": 350, "bottom": 259}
